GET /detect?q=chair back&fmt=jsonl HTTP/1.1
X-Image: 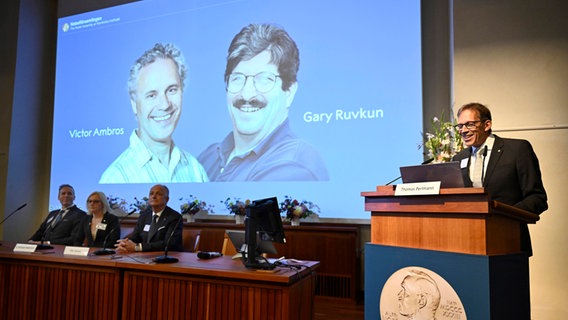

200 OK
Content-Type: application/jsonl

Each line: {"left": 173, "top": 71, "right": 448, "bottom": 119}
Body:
{"left": 221, "top": 232, "right": 238, "bottom": 256}
{"left": 183, "top": 229, "right": 201, "bottom": 252}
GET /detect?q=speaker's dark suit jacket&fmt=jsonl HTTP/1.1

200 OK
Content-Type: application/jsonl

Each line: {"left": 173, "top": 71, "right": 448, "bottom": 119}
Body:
{"left": 29, "top": 205, "right": 86, "bottom": 245}
{"left": 129, "top": 206, "right": 183, "bottom": 252}
{"left": 452, "top": 135, "right": 547, "bottom": 254}
{"left": 71, "top": 212, "right": 120, "bottom": 248}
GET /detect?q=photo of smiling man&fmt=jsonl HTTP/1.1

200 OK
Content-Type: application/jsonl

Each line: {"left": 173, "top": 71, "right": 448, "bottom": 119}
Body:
{"left": 198, "top": 23, "right": 328, "bottom": 181}
{"left": 100, "top": 43, "right": 208, "bottom": 183}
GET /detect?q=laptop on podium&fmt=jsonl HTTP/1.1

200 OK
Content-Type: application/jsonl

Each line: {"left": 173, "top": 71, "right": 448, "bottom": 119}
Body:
{"left": 399, "top": 161, "right": 465, "bottom": 188}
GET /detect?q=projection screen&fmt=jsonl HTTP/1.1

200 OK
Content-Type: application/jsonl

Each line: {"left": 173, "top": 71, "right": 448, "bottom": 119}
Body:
{"left": 51, "top": 0, "right": 422, "bottom": 220}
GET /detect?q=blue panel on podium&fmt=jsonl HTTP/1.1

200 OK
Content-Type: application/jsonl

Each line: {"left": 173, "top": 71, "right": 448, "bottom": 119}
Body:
{"left": 365, "top": 243, "right": 529, "bottom": 320}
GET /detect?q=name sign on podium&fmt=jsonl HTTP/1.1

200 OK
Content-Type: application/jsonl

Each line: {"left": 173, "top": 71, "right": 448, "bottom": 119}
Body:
{"left": 394, "top": 181, "right": 441, "bottom": 196}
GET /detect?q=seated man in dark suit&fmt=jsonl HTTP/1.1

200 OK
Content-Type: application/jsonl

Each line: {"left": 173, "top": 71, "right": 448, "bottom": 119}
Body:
{"left": 452, "top": 102, "right": 547, "bottom": 255}
{"left": 28, "top": 184, "right": 86, "bottom": 245}
{"left": 115, "top": 184, "right": 183, "bottom": 252}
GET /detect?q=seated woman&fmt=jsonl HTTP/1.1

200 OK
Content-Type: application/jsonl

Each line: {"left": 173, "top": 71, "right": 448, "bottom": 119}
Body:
{"left": 72, "top": 191, "right": 120, "bottom": 249}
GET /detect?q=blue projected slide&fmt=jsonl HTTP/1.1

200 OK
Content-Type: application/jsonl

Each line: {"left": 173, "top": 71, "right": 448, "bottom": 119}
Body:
{"left": 51, "top": 0, "right": 422, "bottom": 219}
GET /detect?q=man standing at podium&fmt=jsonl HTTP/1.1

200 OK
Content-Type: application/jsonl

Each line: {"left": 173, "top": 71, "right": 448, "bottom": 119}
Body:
{"left": 452, "top": 102, "right": 547, "bottom": 254}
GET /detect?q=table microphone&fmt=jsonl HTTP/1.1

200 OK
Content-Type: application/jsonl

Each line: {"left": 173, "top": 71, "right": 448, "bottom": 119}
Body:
{"left": 0, "top": 203, "right": 27, "bottom": 225}
{"left": 93, "top": 209, "right": 136, "bottom": 256}
{"left": 0, "top": 203, "right": 27, "bottom": 246}
{"left": 153, "top": 214, "right": 182, "bottom": 264}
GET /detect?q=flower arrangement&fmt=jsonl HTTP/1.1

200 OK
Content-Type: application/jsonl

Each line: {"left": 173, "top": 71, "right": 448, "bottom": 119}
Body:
{"left": 279, "top": 196, "right": 320, "bottom": 220}
{"left": 179, "top": 196, "right": 214, "bottom": 215}
{"left": 222, "top": 197, "right": 250, "bottom": 216}
{"left": 421, "top": 115, "right": 464, "bottom": 163}
{"left": 130, "top": 196, "right": 149, "bottom": 213}
{"left": 107, "top": 195, "right": 129, "bottom": 212}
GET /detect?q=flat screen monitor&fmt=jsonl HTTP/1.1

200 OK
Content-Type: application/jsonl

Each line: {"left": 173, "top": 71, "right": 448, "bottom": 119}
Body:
{"left": 244, "top": 197, "right": 285, "bottom": 269}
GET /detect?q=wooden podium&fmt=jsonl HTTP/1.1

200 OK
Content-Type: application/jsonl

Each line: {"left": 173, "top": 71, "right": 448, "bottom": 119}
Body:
{"left": 361, "top": 186, "right": 539, "bottom": 320}
{"left": 362, "top": 185, "right": 539, "bottom": 254}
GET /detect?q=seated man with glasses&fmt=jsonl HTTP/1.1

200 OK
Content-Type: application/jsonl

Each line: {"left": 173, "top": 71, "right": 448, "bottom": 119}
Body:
{"left": 198, "top": 23, "right": 329, "bottom": 181}
{"left": 451, "top": 102, "right": 547, "bottom": 255}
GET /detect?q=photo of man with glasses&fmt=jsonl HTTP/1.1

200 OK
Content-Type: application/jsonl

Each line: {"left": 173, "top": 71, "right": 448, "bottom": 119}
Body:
{"left": 198, "top": 23, "right": 329, "bottom": 181}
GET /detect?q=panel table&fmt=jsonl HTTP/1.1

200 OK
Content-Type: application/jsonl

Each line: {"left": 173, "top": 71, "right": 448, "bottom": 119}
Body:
{"left": 0, "top": 243, "right": 318, "bottom": 320}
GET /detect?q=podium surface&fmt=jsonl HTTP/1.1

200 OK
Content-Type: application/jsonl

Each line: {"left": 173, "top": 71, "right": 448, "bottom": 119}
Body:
{"left": 361, "top": 186, "right": 539, "bottom": 255}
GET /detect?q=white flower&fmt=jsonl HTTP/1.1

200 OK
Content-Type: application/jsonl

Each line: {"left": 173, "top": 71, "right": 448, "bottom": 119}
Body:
{"left": 422, "top": 114, "right": 464, "bottom": 163}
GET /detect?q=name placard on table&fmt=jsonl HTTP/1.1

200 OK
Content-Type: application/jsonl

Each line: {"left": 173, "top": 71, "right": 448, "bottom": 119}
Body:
{"left": 64, "top": 246, "right": 90, "bottom": 256}
{"left": 13, "top": 243, "right": 37, "bottom": 253}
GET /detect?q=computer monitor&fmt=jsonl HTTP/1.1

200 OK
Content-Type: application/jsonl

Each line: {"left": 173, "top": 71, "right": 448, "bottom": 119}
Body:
{"left": 244, "top": 197, "right": 286, "bottom": 269}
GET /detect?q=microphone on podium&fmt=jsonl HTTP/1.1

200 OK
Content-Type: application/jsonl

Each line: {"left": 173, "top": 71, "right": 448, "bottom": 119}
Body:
{"left": 480, "top": 145, "right": 488, "bottom": 184}
{"left": 153, "top": 214, "right": 183, "bottom": 264}
{"left": 93, "top": 209, "right": 136, "bottom": 256}
{"left": 385, "top": 158, "right": 434, "bottom": 185}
